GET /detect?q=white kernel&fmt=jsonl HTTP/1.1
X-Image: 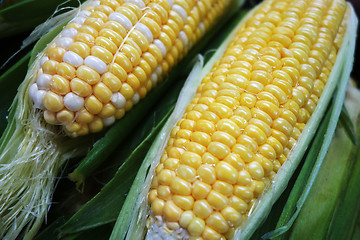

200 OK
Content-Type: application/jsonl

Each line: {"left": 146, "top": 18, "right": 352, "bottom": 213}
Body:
{"left": 150, "top": 72, "right": 158, "bottom": 86}
{"left": 36, "top": 74, "right": 52, "bottom": 90}
{"left": 103, "top": 116, "right": 116, "bottom": 126}
{"left": 111, "top": 92, "right": 126, "bottom": 109}
{"left": 135, "top": 23, "right": 153, "bottom": 42}
{"left": 40, "top": 56, "right": 49, "bottom": 67}
{"left": 88, "top": 0, "right": 100, "bottom": 6}
{"left": 61, "top": 28, "right": 78, "bottom": 38}
{"left": 132, "top": 92, "right": 140, "bottom": 104}
{"left": 154, "top": 39, "right": 166, "bottom": 57}
{"left": 79, "top": 10, "right": 91, "bottom": 18}
{"left": 124, "top": 0, "right": 145, "bottom": 8}
{"left": 155, "top": 65, "right": 162, "bottom": 76}
{"left": 172, "top": 5, "right": 187, "bottom": 22}
{"left": 57, "top": 37, "right": 73, "bottom": 49}
{"left": 64, "top": 92, "right": 84, "bottom": 111}
{"left": 84, "top": 56, "right": 107, "bottom": 74}
{"left": 63, "top": 51, "right": 83, "bottom": 67}
{"left": 179, "top": 31, "right": 189, "bottom": 47}
{"left": 109, "top": 12, "right": 133, "bottom": 30}
{"left": 73, "top": 17, "right": 86, "bottom": 25}
{"left": 167, "top": 0, "right": 174, "bottom": 7}
{"left": 29, "top": 83, "right": 38, "bottom": 102}
{"left": 34, "top": 90, "right": 47, "bottom": 109}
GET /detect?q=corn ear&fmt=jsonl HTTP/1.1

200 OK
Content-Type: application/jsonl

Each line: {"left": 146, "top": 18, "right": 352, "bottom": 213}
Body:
{"left": 112, "top": 1, "right": 359, "bottom": 239}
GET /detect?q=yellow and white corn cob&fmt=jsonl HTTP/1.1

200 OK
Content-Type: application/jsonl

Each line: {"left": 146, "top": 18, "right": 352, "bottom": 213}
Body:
{"left": 29, "top": 0, "right": 232, "bottom": 137}
{"left": 145, "top": 0, "right": 350, "bottom": 239}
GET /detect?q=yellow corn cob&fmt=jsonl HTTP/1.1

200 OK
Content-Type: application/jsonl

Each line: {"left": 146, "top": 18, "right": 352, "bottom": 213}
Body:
{"left": 146, "top": 0, "right": 349, "bottom": 239}
{"left": 29, "top": 0, "right": 232, "bottom": 137}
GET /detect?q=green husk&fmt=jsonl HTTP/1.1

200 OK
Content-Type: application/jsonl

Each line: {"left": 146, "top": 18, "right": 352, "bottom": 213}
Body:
{"left": 112, "top": 2, "right": 358, "bottom": 240}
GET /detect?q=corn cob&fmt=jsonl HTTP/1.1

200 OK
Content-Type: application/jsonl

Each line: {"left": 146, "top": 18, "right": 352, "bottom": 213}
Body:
{"left": 140, "top": 0, "right": 354, "bottom": 239}
{"left": 0, "top": 0, "right": 236, "bottom": 239}
{"left": 29, "top": 0, "right": 232, "bottom": 137}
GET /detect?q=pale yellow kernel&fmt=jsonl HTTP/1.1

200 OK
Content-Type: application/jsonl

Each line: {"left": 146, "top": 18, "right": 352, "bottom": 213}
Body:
{"left": 271, "top": 129, "right": 289, "bottom": 147}
{"left": 99, "top": 28, "right": 123, "bottom": 46}
{"left": 44, "top": 110, "right": 57, "bottom": 124}
{"left": 88, "top": 116, "right": 104, "bottom": 133}
{"left": 256, "top": 100, "right": 280, "bottom": 120}
{"left": 84, "top": 18, "right": 104, "bottom": 32}
{"left": 151, "top": 198, "right": 165, "bottom": 216}
{"left": 192, "top": 181, "right": 211, "bottom": 199}
{"left": 93, "top": 82, "right": 112, "bottom": 103}
{"left": 213, "top": 181, "right": 233, "bottom": 197}
{"left": 76, "top": 108, "right": 94, "bottom": 124}
{"left": 95, "top": 36, "right": 118, "bottom": 54}
{"left": 74, "top": 32, "right": 95, "bottom": 45}
{"left": 158, "top": 169, "right": 175, "bottom": 185}
{"left": 251, "top": 108, "right": 273, "bottom": 127}
{"left": 207, "top": 190, "right": 228, "bottom": 211}
{"left": 206, "top": 212, "right": 229, "bottom": 234}
{"left": 180, "top": 210, "right": 195, "bottom": 228}
{"left": 180, "top": 151, "right": 202, "bottom": 169}
{"left": 240, "top": 92, "right": 257, "bottom": 109}
{"left": 193, "top": 200, "right": 213, "bottom": 219}
{"left": 78, "top": 25, "right": 98, "bottom": 38}
{"left": 186, "top": 142, "right": 207, "bottom": 156}
{"left": 188, "top": 217, "right": 206, "bottom": 237}
{"left": 43, "top": 91, "right": 64, "bottom": 112}
{"left": 126, "top": 73, "right": 140, "bottom": 91}
{"left": 65, "top": 122, "right": 81, "bottom": 133}
{"left": 91, "top": 46, "right": 113, "bottom": 64}
{"left": 170, "top": 177, "right": 191, "bottom": 195}
{"left": 115, "top": 108, "right": 125, "bottom": 119}
{"left": 197, "top": 165, "right": 216, "bottom": 184}
{"left": 157, "top": 185, "right": 171, "bottom": 200}
{"left": 229, "top": 195, "right": 248, "bottom": 213}
{"left": 180, "top": 119, "right": 196, "bottom": 131}
{"left": 47, "top": 47, "right": 66, "bottom": 62}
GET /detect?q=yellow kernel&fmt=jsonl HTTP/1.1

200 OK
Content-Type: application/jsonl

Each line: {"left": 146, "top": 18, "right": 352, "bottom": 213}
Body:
{"left": 115, "top": 108, "right": 125, "bottom": 119}
{"left": 77, "top": 65, "right": 100, "bottom": 85}
{"left": 206, "top": 212, "right": 229, "bottom": 234}
{"left": 76, "top": 108, "right": 94, "bottom": 124}
{"left": 65, "top": 122, "right": 81, "bottom": 133}
{"left": 157, "top": 185, "right": 171, "bottom": 200}
{"left": 173, "top": 195, "right": 194, "bottom": 210}
{"left": 234, "top": 185, "right": 254, "bottom": 202}
{"left": 74, "top": 32, "right": 95, "bottom": 45}
{"left": 151, "top": 198, "right": 165, "bottom": 216}
{"left": 42, "top": 60, "right": 58, "bottom": 75}
{"left": 91, "top": 46, "right": 113, "bottom": 64}
{"left": 202, "top": 152, "right": 219, "bottom": 165}
{"left": 197, "top": 165, "right": 216, "bottom": 184}
{"left": 224, "top": 153, "right": 244, "bottom": 171}
{"left": 180, "top": 151, "right": 202, "bottom": 169}
{"left": 93, "top": 82, "right": 112, "bottom": 103}
{"left": 194, "top": 119, "right": 215, "bottom": 134}
{"left": 70, "top": 78, "right": 92, "bottom": 97}
{"left": 202, "top": 226, "right": 222, "bottom": 240}
{"left": 188, "top": 217, "right": 206, "bottom": 237}
{"left": 95, "top": 36, "right": 118, "bottom": 54}
{"left": 256, "top": 100, "right": 279, "bottom": 119}
{"left": 215, "top": 162, "right": 238, "bottom": 184}
{"left": 216, "top": 119, "right": 241, "bottom": 138}
{"left": 229, "top": 195, "right": 248, "bottom": 213}
{"left": 221, "top": 206, "right": 242, "bottom": 227}
{"left": 57, "top": 62, "right": 75, "bottom": 79}
{"left": 247, "top": 161, "right": 265, "bottom": 180}
{"left": 44, "top": 110, "right": 57, "bottom": 124}
{"left": 213, "top": 181, "right": 233, "bottom": 197}
{"left": 50, "top": 75, "right": 70, "bottom": 95}
{"left": 88, "top": 116, "right": 104, "bottom": 133}
{"left": 211, "top": 131, "right": 236, "bottom": 148}
{"left": 207, "top": 142, "right": 230, "bottom": 160}
{"left": 250, "top": 180, "right": 266, "bottom": 197}
{"left": 85, "top": 95, "right": 103, "bottom": 114}
{"left": 272, "top": 118, "right": 293, "bottom": 137}
{"left": 78, "top": 25, "right": 98, "bottom": 37}
{"left": 176, "top": 164, "right": 196, "bottom": 182}
{"left": 98, "top": 103, "right": 116, "bottom": 118}
{"left": 192, "top": 181, "right": 211, "bottom": 199}
{"left": 47, "top": 47, "right": 66, "bottom": 62}
{"left": 193, "top": 200, "right": 213, "bottom": 219}
{"left": 158, "top": 169, "right": 175, "bottom": 185}
{"left": 180, "top": 210, "right": 195, "bottom": 228}
{"left": 164, "top": 200, "right": 183, "bottom": 222}
{"left": 170, "top": 177, "right": 191, "bottom": 195}
{"left": 164, "top": 158, "right": 179, "bottom": 170}
{"left": 101, "top": 72, "right": 122, "bottom": 92}
{"left": 43, "top": 91, "right": 64, "bottom": 112}
{"left": 99, "top": 28, "right": 123, "bottom": 46}
{"left": 84, "top": 17, "right": 104, "bottom": 32}
{"left": 240, "top": 92, "right": 257, "bottom": 109}
{"left": 120, "top": 83, "right": 134, "bottom": 100}
{"left": 186, "top": 142, "right": 207, "bottom": 156}
{"left": 232, "top": 144, "right": 254, "bottom": 163}
{"left": 56, "top": 109, "right": 74, "bottom": 123}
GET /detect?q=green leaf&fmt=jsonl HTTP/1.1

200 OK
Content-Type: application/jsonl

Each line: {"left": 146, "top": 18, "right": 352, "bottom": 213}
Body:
{"left": 339, "top": 105, "right": 358, "bottom": 145}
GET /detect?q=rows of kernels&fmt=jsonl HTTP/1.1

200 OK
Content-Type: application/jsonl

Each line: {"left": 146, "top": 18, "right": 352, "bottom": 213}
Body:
{"left": 148, "top": 0, "right": 348, "bottom": 238}
{"left": 30, "top": 0, "right": 231, "bottom": 137}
